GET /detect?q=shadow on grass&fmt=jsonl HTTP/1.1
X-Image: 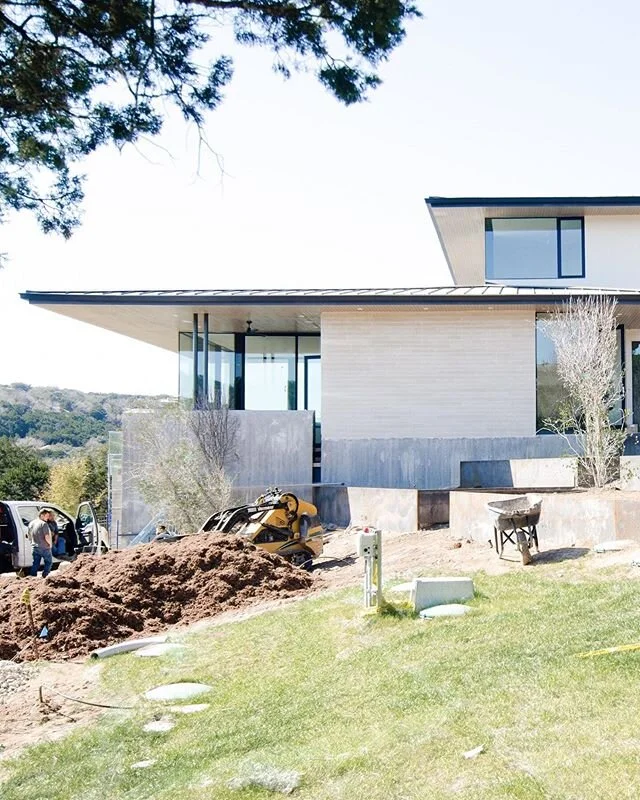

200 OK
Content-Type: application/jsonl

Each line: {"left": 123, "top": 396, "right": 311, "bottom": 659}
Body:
{"left": 312, "top": 554, "right": 357, "bottom": 571}
{"left": 495, "top": 547, "right": 590, "bottom": 565}
{"left": 533, "top": 547, "right": 590, "bottom": 564}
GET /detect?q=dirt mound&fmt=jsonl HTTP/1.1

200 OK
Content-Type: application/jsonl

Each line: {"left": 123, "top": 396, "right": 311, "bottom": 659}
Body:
{"left": 0, "top": 535, "right": 314, "bottom": 661}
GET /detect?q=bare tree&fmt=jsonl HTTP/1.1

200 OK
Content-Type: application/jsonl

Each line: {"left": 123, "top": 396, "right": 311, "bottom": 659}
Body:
{"left": 188, "top": 405, "right": 239, "bottom": 472}
{"left": 132, "top": 404, "right": 238, "bottom": 532}
{"left": 541, "top": 297, "right": 626, "bottom": 488}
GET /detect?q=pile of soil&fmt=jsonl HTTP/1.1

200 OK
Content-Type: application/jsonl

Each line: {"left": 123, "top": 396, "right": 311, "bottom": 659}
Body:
{"left": 0, "top": 535, "right": 314, "bottom": 662}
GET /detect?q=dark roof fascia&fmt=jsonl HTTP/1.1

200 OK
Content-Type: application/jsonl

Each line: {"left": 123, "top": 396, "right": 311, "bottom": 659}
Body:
{"left": 20, "top": 290, "right": 640, "bottom": 308}
{"left": 426, "top": 196, "right": 640, "bottom": 209}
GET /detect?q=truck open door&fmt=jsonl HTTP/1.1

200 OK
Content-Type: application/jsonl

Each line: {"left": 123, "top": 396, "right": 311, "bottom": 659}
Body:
{"left": 75, "top": 501, "right": 102, "bottom": 555}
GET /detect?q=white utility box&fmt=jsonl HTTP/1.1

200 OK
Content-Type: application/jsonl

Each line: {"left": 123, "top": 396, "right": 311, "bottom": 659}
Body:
{"left": 411, "top": 577, "right": 474, "bottom": 613}
{"left": 357, "top": 531, "right": 378, "bottom": 557}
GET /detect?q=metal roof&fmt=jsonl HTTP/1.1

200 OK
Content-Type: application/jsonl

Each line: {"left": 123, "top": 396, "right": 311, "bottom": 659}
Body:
{"left": 23, "top": 285, "right": 640, "bottom": 353}
{"left": 21, "top": 285, "right": 640, "bottom": 306}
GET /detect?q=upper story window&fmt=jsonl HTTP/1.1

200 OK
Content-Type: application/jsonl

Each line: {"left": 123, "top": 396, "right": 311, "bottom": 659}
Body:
{"left": 485, "top": 217, "right": 585, "bottom": 281}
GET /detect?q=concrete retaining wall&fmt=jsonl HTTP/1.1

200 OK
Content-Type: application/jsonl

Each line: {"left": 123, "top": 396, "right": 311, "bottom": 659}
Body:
{"left": 450, "top": 488, "right": 640, "bottom": 549}
{"left": 312, "top": 486, "right": 449, "bottom": 531}
{"left": 342, "top": 487, "right": 418, "bottom": 531}
{"left": 323, "top": 435, "right": 574, "bottom": 490}
{"left": 460, "top": 457, "right": 577, "bottom": 489}
{"left": 121, "top": 409, "right": 314, "bottom": 535}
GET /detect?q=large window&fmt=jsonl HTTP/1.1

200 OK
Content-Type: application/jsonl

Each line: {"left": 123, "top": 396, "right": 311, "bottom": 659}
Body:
{"left": 178, "top": 332, "right": 197, "bottom": 402}
{"left": 180, "top": 330, "right": 320, "bottom": 414}
{"left": 180, "top": 332, "right": 236, "bottom": 406}
{"left": 207, "top": 334, "right": 235, "bottom": 408}
{"left": 486, "top": 217, "right": 584, "bottom": 281}
{"left": 245, "top": 336, "right": 296, "bottom": 411}
{"left": 536, "top": 316, "right": 623, "bottom": 431}
{"left": 297, "top": 337, "right": 321, "bottom": 421}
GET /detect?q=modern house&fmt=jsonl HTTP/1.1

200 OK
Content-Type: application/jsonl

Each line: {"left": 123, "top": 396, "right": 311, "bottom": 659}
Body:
{"left": 22, "top": 196, "right": 640, "bottom": 532}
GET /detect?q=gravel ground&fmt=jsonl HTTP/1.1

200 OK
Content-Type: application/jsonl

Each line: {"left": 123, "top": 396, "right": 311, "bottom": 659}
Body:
{"left": 0, "top": 661, "right": 37, "bottom": 703}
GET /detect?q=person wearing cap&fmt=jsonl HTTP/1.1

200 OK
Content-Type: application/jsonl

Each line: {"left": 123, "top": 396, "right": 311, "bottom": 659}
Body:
{"left": 28, "top": 509, "right": 54, "bottom": 577}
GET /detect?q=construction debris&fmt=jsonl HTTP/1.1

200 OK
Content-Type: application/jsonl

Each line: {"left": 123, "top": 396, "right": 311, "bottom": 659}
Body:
{"left": 594, "top": 540, "right": 636, "bottom": 553}
{"left": 0, "top": 534, "right": 314, "bottom": 662}
{"left": 91, "top": 635, "right": 168, "bottom": 660}
{"left": 420, "top": 604, "right": 473, "bottom": 619}
{"left": 577, "top": 642, "right": 640, "bottom": 658}
{"left": 0, "top": 660, "right": 37, "bottom": 702}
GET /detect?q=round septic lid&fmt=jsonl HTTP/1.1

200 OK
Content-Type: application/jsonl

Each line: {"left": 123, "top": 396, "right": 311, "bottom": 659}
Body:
{"left": 144, "top": 683, "right": 212, "bottom": 702}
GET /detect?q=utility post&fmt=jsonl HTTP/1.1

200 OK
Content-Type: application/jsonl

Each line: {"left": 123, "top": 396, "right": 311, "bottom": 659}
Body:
{"left": 357, "top": 527, "right": 382, "bottom": 609}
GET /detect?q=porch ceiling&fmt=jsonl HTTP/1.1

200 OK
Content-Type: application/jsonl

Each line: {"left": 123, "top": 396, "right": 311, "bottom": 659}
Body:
{"left": 23, "top": 287, "right": 640, "bottom": 352}
{"left": 32, "top": 302, "right": 324, "bottom": 351}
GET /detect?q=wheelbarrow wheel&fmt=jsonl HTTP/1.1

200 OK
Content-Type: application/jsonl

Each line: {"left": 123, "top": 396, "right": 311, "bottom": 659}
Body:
{"left": 516, "top": 531, "right": 533, "bottom": 566}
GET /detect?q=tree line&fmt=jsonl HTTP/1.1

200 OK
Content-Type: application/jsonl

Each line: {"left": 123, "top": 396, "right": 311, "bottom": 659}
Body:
{"left": 0, "top": 402, "right": 109, "bottom": 447}
{"left": 0, "top": 437, "right": 108, "bottom": 516}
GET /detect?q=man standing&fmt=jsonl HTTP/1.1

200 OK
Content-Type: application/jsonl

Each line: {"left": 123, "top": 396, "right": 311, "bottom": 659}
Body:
{"left": 29, "top": 508, "right": 54, "bottom": 578}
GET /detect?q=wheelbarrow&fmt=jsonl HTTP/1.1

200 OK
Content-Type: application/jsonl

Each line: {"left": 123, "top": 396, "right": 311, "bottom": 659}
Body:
{"left": 486, "top": 494, "right": 542, "bottom": 565}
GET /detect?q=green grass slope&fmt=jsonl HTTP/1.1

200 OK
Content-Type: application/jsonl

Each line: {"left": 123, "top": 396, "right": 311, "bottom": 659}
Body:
{"left": 4, "top": 568, "right": 640, "bottom": 799}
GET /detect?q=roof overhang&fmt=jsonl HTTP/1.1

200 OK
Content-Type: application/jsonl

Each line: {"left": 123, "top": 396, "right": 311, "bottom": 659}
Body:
{"left": 426, "top": 196, "right": 640, "bottom": 285}
{"left": 21, "top": 287, "right": 640, "bottom": 351}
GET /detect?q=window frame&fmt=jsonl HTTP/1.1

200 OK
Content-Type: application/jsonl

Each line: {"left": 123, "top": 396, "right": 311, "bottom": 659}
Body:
{"left": 485, "top": 216, "right": 585, "bottom": 281}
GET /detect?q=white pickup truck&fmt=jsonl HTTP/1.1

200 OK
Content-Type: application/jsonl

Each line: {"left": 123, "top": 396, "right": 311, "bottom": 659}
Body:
{"left": 0, "top": 500, "right": 109, "bottom": 573}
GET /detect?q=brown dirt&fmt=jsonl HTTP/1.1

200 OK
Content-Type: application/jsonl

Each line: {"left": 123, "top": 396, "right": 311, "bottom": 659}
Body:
{"left": 0, "top": 661, "right": 104, "bottom": 773}
{"left": 0, "top": 534, "right": 313, "bottom": 662}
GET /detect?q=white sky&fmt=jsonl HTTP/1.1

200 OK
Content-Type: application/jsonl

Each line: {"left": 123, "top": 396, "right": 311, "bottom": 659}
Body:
{"left": 3, "top": 0, "right": 640, "bottom": 396}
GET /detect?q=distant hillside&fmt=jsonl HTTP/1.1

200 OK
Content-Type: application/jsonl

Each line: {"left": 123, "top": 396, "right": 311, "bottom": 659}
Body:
{"left": 0, "top": 383, "right": 172, "bottom": 459}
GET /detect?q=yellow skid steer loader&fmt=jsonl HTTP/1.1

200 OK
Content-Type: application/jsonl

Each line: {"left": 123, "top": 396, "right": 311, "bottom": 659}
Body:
{"left": 198, "top": 488, "right": 324, "bottom": 569}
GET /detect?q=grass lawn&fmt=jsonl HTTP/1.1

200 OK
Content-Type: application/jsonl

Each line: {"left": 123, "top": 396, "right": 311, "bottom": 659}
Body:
{"left": 4, "top": 565, "right": 640, "bottom": 799}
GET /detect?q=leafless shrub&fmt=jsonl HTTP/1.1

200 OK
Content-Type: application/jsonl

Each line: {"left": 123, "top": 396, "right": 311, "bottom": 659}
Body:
{"left": 132, "top": 403, "right": 238, "bottom": 532}
{"left": 188, "top": 404, "right": 239, "bottom": 472}
{"left": 540, "top": 296, "right": 626, "bottom": 488}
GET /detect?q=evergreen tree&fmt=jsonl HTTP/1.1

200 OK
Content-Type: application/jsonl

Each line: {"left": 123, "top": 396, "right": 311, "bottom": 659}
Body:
{"left": 0, "top": 438, "right": 49, "bottom": 500}
{"left": 0, "top": 0, "right": 419, "bottom": 235}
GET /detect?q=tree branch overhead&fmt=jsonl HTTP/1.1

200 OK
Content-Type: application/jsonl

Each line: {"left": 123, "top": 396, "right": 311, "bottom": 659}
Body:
{"left": 0, "top": 0, "right": 420, "bottom": 234}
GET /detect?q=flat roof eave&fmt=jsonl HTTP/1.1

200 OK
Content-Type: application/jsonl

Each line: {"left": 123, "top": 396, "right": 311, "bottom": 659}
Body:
{"left": 21, "top": 287, "right": 640, "bottom": 351}
{"left": 426, "top": 195, "right": 640, "bottom": 209}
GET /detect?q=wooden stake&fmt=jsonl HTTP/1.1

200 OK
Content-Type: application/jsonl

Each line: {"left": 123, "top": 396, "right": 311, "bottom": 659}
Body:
{"left": 21, "top": 588, "right": 39, "bottom": 659}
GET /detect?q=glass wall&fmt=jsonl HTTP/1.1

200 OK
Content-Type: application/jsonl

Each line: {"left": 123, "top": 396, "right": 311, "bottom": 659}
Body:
{"left": 297, "top": 336, "right": 321, "bottom": 420}
{"left": 179, "top": 329, "right": 320, "bottom": 415}
{"left": 486, "top": 217, "right": 584, "bottom": 280}
{"left": 178, "top": 332, "right": 197, "bottom": 402}
{"left": 536, "top": 317, "right": 623, "bottom": 431}
{"left": 632, "top": 342, "right": 640, "bottom": 427}
{"left": 207, "top": 334, "right": 235, "bottom": 408}
{"left": 244, "top": 336, "right": 297, "bottom": 411}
